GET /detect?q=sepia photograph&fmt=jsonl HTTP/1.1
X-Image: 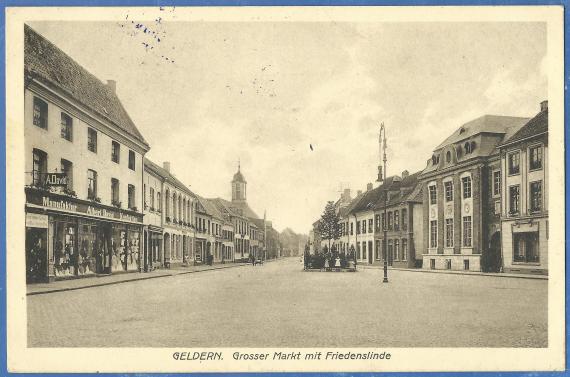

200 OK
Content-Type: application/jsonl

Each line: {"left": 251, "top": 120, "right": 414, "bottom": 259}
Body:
{"left": 5, "top": 5, "right": 566, "bottom": 373}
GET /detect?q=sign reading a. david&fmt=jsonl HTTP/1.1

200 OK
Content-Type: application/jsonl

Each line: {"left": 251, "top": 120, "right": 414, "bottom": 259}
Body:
{"left": 44, "top": 173, "right": 68, "bottom": 187}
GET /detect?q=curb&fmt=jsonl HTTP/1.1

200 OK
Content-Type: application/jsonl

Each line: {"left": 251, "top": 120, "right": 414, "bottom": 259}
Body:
{"left": 359, "top": 266, "right": 548, "bottom": 280}
{"left": 27, "top": 263, "right": 249, "bottom": 296}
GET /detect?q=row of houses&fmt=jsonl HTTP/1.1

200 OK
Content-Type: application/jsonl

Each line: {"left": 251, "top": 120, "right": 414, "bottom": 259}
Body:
{"left": 311, "top": 101, "right": 549, "bottom": 275}
{"left": 23, "top": 25, "right": 280, "bottom": 283}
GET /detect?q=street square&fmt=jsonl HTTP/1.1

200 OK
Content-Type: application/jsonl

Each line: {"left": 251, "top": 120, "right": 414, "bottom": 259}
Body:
{"left": 27, "top": 258, "right": 547, "bottom": 348}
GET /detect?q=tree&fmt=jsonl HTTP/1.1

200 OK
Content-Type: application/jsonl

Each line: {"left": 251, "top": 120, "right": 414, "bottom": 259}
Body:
{"left": 317, "top": 201, "right": 342, "bottom": 252}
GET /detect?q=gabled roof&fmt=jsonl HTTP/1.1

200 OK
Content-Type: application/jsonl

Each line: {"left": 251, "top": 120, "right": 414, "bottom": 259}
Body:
{"left": 435, "top": 115, "right": 529, "bottom": 151}
{"left": 197, "top": 197, "right": 225, "bottom": 221}
{"left": 226, "top": 200, "right": 260, "bottom": 220}
{"left": 144, "top": 158, "right": 196, "bottom": 197}
{"left": 500, "top": 109, "right": 548, "bottom": 147}
{"left": 210, "top": 198, "right": 249, "bottom": 220}
{"left": 24, "top": 25, "right": 149, "bottom": 148}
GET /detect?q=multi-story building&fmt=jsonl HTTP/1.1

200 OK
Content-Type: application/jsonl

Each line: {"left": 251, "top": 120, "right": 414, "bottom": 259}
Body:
{"left": 199, "top": 197, "right": 227, "bottom": 263}
{"left": 194, "top": 197, "right": 213, "bottom": 263}
{"left": 347, "top": 184, "right": 377, "bottom": 264}
{"left": 142, "top": 159, "right": 164, "bottom": 271}
{"left": 499, "top": 101, "right": 548, "bottom": 275}
{"left": 24, "top": 25, "right": 150, "bottom": 282}
{"left": 419, "top": 114, "right": 529, "bottom": 272}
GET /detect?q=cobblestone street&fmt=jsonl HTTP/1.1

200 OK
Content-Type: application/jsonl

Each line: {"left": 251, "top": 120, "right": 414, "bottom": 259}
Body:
{"left": 27, "top": 258, "right": 547, "bottom": 348}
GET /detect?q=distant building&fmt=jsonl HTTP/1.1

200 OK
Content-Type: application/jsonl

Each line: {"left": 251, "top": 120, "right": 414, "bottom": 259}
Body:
{"left": 24, "top": 25, "right": 150, "bottom": 283}
{"left": 419, "top": 114, "right": 529, "bottom": 272}
{"left": 498, "top": 101, "right": 548, "bottom": 275}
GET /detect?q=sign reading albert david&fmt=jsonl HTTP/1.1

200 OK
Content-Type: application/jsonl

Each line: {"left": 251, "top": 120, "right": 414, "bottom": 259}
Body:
{"left": 44, "top": 173, "right": 68, "bottom": 187}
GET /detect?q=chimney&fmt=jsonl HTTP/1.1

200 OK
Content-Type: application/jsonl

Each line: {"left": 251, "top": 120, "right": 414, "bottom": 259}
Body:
{"left": 540, "top": 100, "right": 548, "bottom": 112}
{"left": 367, "top": 183, "right": 373, "bottom": 191}
{"left": 402, "top": 170, "right": 409, "bottom": 179}
{"left": 357, "top": 190, "right": 363, "bottom": 196}
{"left": 163, "top": 161, "right": 171, "bottom": 172}
{"left": 343, "top": 188, "right": 351, "bottom": 201}
{"left": 107, "top": 80, "right": 117, "bottom": 93}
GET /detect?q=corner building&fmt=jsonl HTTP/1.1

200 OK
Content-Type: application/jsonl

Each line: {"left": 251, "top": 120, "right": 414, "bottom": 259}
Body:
{"left": 24, "top": 25, "right": 150, "bottom": 283}
{"left": 419, "top": 115, "right": 529, "bottom": 272}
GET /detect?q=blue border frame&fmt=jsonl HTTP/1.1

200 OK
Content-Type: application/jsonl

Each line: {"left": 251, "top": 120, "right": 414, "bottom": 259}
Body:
{"left": 1, "top": 1, "right": 568, "bottom": 376}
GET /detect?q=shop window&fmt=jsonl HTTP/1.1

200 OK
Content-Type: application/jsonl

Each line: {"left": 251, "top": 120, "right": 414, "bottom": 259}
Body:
{"left": 513, "top": 232, "right": 539, "bottom": 263}
{"left": 402, "top": 239, "right": 408, "bottom": 261}
{"left": 128, "top": 150, "right": 136, "bottom": 170}
{"left": 462, "top": 176, "right": 472, "bottom": 199}
{"left": 508, "top": 152, "right": 520, "bottom": 175}
{"left": 529, "top": 145, "right": 543, "bottom": 170}
{"left": 462, "top": 216, "right": 472, "bottom": 247}
{"left": 375, "top": 240, "right": 381, "bottom": 260}
{"left": 87, "top": 169, "right": 97, "bottom": 200}
{"left": 33, "top": 97, "right": 48, "bottom": 129}
{"left": 445, "top": 218, "right": 454, "bottom": 247}
{"left": 493, "top": 170, "right": 501, "bottom": 196}
{"left": 60, "top": 113, "right": 73, "bottom": 141}
{"left": 429, "top": 185, "right": 437, "bottom": 205}
{"left": 444, "top": 181, "right": 453, "bottom": 202}
{"left": 530, "top": 181, "right": 542, "bottom": 212}
{"left": 54, "top": 221, "right": 80, "bottom": 277}
{"left": 60, "top": 159, "right": 73, "bottom": 190}
{"left": 32, "top": 148, "right": 47, "bottom": 186}
{"left": 356, "top": 242, "right": 361, "bottom": 259}
{"left": 509, "top": 185, "right": 520, "bottom": 215}
{"left": 430, "top": 220, "right": 437, "bottom": 248}
{"left": 87, "top": 128, "right": 97, "bottom": 153}
{"left": 111, "top": 141, "right": 120, "bottom": 163}
{"left": 128, "top": 184, "right": 136, "bottom": 210}
{"left": 111, "top": 178, "right": 120, "bottom": 206}
{"left": 402, "top": 209, "right": 408, "bottom": 230}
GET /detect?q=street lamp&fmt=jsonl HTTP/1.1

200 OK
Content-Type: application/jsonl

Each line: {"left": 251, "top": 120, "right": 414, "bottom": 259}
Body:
{"left": 377, "top": 122, "right": 389, "bottom": 283}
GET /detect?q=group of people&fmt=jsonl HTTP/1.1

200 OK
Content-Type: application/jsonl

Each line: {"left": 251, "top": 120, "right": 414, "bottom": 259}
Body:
{"left": 303, "top": 245, "right": 356, "bottom": 270}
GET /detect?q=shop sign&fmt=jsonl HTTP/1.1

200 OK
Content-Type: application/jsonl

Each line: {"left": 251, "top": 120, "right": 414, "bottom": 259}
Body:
{"left": 44, "top": 173, "right": 68, "bottom": 187}
{"left": 26, "top": 189, "right": 142, "bottom": 224}
{"left": 26, "top": 213, "right": 48, "bottom": 228}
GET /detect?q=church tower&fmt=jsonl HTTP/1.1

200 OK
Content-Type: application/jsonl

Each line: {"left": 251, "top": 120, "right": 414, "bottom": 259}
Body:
{"left": 232, "top": 160, "right": 247, "bottom": 203}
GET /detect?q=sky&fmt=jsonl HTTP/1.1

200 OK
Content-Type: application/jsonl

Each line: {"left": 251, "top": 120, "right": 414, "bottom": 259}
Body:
{"left": 29, "top": 19, "right": 547, "bottom": 234}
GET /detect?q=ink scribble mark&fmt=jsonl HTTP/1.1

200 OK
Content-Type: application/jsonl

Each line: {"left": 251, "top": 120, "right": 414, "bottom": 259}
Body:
{"left": 310, "top": 144, "right": 314, "bottom": 151}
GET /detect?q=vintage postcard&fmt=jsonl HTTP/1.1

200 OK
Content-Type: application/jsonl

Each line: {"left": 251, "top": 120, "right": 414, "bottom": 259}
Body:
{"left": 5, "top": 5, "right": 566, "bottom": 373}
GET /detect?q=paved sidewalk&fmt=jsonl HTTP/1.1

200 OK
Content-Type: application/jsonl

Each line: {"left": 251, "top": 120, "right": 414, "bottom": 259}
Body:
{"left": 358, "top": 264, "right": 548, "bottom": 280}
{"left": 27, "top": 263, "right": 248, "bottom": 296}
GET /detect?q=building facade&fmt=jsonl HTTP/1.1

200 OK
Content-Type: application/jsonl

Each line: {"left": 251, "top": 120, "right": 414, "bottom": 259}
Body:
{"left": 419, "top": 114, "right": 529, "bottom": 272}
{"left": 499, "top": 101, "right": 549, "bottom": 275}
{"left": 142, "top": 162, "right": 164, "bottom": 271}
{"left": 25, "top": 25, "right": 149, "bottom": 283}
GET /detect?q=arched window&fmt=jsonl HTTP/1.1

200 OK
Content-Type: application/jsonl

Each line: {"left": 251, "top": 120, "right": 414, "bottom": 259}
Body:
{"left": 165, "top": 190, "right": 170, "bottom": 217}
{"left": 157, "top": 192, "right": 161, "bottom": 212}
{"left": 465, "top": 142, "right": 471, "bottom": 154}
{"left": 446, "top": 151, "right": 451, "bottom": 163}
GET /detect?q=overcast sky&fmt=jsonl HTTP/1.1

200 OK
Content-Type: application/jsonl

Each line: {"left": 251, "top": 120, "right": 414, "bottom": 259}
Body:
{"left": 29, "top": 20, "right": 547, "bottom": 234}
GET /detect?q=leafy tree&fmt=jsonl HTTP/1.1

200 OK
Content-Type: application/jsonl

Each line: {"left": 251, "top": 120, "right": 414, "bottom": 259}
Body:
{"left": 317, "top": 201, "right": 342, "bottom": 252}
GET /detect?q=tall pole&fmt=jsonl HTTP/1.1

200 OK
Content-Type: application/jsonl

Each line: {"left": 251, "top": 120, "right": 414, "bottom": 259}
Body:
{"left": 381, "top": 123, "right": 389, "bottom": 283}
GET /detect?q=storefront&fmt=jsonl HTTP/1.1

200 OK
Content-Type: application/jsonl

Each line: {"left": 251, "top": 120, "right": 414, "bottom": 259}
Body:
{"left": 144, "top": 225, "right": 163, "bottom": 271}
{"left": 25, "top": 187, "right": 144, "bottom": 283}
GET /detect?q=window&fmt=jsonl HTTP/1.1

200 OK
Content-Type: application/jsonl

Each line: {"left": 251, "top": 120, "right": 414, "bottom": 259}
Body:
{"left": 60, "top": 159, "right": 73, "bottom": 190}
{"left": 128, "top": 150, "right": 136, "bottom": 170}
{"left": 375, "top": 215, "right": 381, "bottom": 231}
{"left": 33, "top": 97, "right": 48, "bottom": 129}
{"left": 157, "top": 192, "right": 161, "bottom": 211}
{"left": 402, "top": 239, "right": 408, "bottom": 261}
{"left": 394, "top": 239, "right": 399, "bottom": 260}
{"left": 111, "top": 178, "right": 120, "bottom": 205}
{"left": 388, "top": 212, "right": 393, "bottom": 230}
{"left": 464, "top": 259, "right": 470, "bottom": 270}
{"left": 494, "top": 201, "right": 501, "bottom": 215}
{"left": 60, "top": 113, "right": 72, "bottom": 141}
{"left": 508, "top": 152, "right": 520, "bottom": 175}
{"left": 401, "top": 209, "right": 408, "bottom": 230}
{"left": 32, "top": 149, "right": 47, "bottom": 186}
{"left": 87, "top": 169, "right": 97, "bottom": 199}
{"left": 462, "top": 176, "right": 472, "bottom": 199}
{"left": 444, "top": 181, "right": 453, "bottom": 202}
{"left": 368, "top": 219, "right": 373, "bottom": 233}
{"left": 394, "top": 211, "right": 399, "bottom": 230}
{"left": 128, "top": 184, "right": 136, "bottom": 210}
{"left": 529, "top": 146, "right": 543, "bottom": 170}
{"left": 356, "top": 221, "right": 360, "bottom": 235}
{"left": 509, "top": 185, "right": 520, "bottom": 214}
{"left": 429, "top": 185, "right": 437, "bottom": 205}
{"left": 446, "top": 151, "right": 451, "bottom": 163}
{"left": 350, "top": 222, "right": 353, "bottom": 235}
{"left": 430, "top": 220, "right": 437, "bottom": 248}
{"left": 493, "top": 170, "right": 501, "bottom": 196}
{"left": 375, "top": 240, "right": 381, "bottom": 260}
{"left": 465, "top": 142, "right": 472, "bottom": 154}
{"left": 513, "top": 232, "right": 539, "bottom": 263}
{"left": 362, "top": 242, "right": 366, "bottom": 260}
{"left": 87, "top": 128, "right": 97, "bottom": 153}
{"left": 381, "top": 213, "right": 386, "bottom": 230}
{"left": 430, "top": 259, "right": 435, "bottom": 269}
{"left": 445, "top": 218, "right": 454, "bottom": 248}
{"left": 445, "top": 259, "right": 452, "bottom": 270}
{"left": 356, "top": 243, "right": 361, "bottom": 259}
{"left": 530, "top": 181, "right": 542, "bottom": 212}
{"left": 462, "top": 216, "right": 472, "bottom": 247}
{"left": 150, "top": 188, "right": 155, "bottom": 209}
{"left": 111, "top": 141, "right": 120, "bottom": 163}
